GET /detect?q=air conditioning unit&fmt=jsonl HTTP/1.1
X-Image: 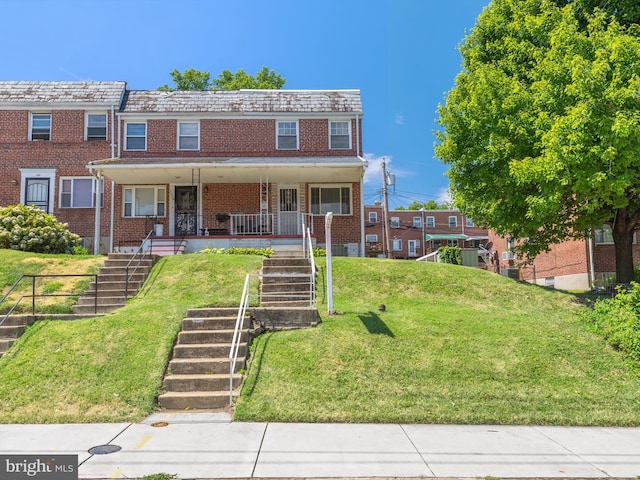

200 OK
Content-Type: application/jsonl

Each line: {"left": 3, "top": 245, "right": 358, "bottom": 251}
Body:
{"left": 502, "top": 251, "right": 515, "bottom": 261}
{"left": 506, "top": 268, "right": 520, "bottom": 280}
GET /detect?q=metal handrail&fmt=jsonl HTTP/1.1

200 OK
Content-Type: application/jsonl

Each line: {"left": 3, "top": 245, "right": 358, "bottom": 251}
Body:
{"left": 305, "top": 226, "right": 317, "bottom": 307}
{"left": 229, "top": 274, "right": 252, "bottom": 405}
{"left": 125, "top": 229, "right": 155, "bottom": 298}
{"left": 1, "top": 274, "right": 99, "bottom": 326}
{"left": 228, "top": 268, "right": 317, "bottom": 404}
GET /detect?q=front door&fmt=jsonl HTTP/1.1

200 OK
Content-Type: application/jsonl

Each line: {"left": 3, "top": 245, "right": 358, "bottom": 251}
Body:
{"left": 278, "top": 187, "right": 299, "bottom": 235}
{"left": 175, "top": 186, "right": 197, "bottom": 235}
{"left": 25, "top": 178, "right": 50, "bottom": 213}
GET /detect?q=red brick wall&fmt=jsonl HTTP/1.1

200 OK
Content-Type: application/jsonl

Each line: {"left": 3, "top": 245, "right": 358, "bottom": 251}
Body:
{"left": 121, "top": 118, "right": 361, "bottom": 158}
{"left": 0, "top": 109, "right": 115, "bottom": 241}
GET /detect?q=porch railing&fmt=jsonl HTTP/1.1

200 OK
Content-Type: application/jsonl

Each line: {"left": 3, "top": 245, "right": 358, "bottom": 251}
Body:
{"left": 230, "top": 213, "right": 273, "bottom": 235}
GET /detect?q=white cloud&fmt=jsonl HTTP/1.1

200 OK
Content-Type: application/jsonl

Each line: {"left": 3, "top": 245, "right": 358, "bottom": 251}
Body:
{"left": 362, "top": 153, "right": 391, "bottom": 185}
{"left": 395, "top": 114, "right": 405, "bottom": 126}
{"left": 436, "top": 187, "right": 452, "bottom": 204}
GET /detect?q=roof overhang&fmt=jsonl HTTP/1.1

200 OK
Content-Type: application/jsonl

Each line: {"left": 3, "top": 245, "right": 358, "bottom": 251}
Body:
{"left": 88, "top": 156, "right": 368, "bottom": 184}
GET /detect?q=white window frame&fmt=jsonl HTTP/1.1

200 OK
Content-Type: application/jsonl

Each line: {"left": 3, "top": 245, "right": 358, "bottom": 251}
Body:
{"left": 426, "top": 216, "right": 435, "bottom": 228}
{"left": 125, "top": 122, "right": 147, "bottom": 151}
{"left": 449, "top": 216, "right": 458, "bottom": 228}
{"left": 466, "top": 217, "right": 475, "bottom": 227}
{"left": 276, "top": 120, "right": 299, "bottom": 150}
{"left": 19, "top": 168, "right": 56, "bottom": 215}
{"left": 391, "top": 217, "right": 400, "bottom": 228}
{"left": 177, "top": 121, "right": 200, "bottom": 151}
{"left": 86, "top": 113, "right": 107, "bottom": 141}
{"left": 59, "top": 177, "right": 104, "bottom": 208}
{"left": 413, "top": 216, "right": 422, "bottom": 228}
{"left": 368, "top": 211, "right": 378, "bottom": 223}
{"left": 594, "top": 224, "right": 636, "bottom": 244}
{"left": 309, "top": 184, "right": 352, "bottom": 215}
{"left": 365, "top": 234, "right": 378, "bottom": 243}
{"left": 329, "top": 120, "right": 351, "bottom": 149}
{"left": 392, "top": 239, "right": 402, "bottom": 251}
{"left": 447, "top": 239, "right": 459, "bottom": 247}
{"left": 30, "top": 113, "right": 51, "bottom": 141}
{"left": 123, "top": 186, "right": 166, "bottom": 218}
{"left": 408, "top": 239, "right": 419, "bottom": 257}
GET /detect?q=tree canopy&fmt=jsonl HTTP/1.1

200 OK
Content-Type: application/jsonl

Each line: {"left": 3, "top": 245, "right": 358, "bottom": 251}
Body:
{"left": 435, "top": 0, "right": 640, "bottom": 283}
{"left": 396, "top": 200, "right": 450, "bottom": 210}
{"left": 158, "top": 66, "right": 285, "bottom": 91}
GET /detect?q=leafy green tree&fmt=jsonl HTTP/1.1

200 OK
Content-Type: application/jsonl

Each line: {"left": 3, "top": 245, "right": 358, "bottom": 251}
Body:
{"left": 212, "top": 66, "right": 286, "bottom": 90}
{"left": 158, "top": 68, "right": 212, "bottom": 91}
{"left": 436, "top": 0, "right": 640, "bottom": 283}
{"left": 159, "top": 66, "right": 285, "bottom": 91}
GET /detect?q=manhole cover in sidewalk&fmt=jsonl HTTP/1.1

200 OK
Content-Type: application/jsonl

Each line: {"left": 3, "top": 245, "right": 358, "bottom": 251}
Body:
{"left": 89, "top": 444, "right": 121, "bottom": 455}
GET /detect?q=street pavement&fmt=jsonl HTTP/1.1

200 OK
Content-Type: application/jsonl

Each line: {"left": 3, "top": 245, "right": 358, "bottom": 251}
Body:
{"left": 1, "top": 412, "right": 639, "bottom": 479}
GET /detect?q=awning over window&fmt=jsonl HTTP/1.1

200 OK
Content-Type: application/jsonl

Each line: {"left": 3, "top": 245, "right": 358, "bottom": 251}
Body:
{"left": 424, "top": 234, "right": 469, "bottom": 241}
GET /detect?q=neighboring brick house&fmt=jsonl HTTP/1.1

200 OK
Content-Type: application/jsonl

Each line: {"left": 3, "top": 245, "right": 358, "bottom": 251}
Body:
{"left": 0, "top": 82, "right": 367, "bottom": 255}
{"left": 488, "top": 225, "right": 638, "bottom": 290}
{"left": 364, "top": 202, "right": 488, "bottom": 260}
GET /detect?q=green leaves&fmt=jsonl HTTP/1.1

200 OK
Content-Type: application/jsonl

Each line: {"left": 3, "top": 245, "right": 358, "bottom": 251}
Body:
{"left": 159, "top": 66, "right": 286, "bottom": 91}
{"left": 436, "top": 0, "right": 640, "bottom": 280}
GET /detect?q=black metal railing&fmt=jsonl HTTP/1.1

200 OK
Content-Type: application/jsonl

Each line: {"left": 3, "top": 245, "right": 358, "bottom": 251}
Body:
{"left": 0, "top": 274, "right": 99, "bottom": 326}
{"left": 125, "top": 229, "right": 155, "bottom": 299}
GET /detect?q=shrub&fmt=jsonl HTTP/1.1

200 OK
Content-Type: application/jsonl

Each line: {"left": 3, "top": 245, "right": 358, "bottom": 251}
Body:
{"left": 438, "top": 246, "right": 461, "bottom": 265}
{"left": 0, "top": 204, "right": 81, "bottom": 254}
{"left": 199, "top": 247, "right": 274, "bottom": 257}
{"left": 582, "top": 282, "right": 640, "bottom": 363}
{"left": 312, "top": 248, "right": 327, "bottom": 257}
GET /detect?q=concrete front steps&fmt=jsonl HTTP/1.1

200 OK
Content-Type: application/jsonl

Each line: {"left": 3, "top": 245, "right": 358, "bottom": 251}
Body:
{"left": 72, "top": 252, "right": 157, "bottom": 314}
{"left": 158, "top": 308, "right": 252, "bottom": 410}
{"left": 0, "top": 314, "right": 103, "bottom": 359}
{"left": 261, "top": 256, "right": 315, "bottom": 307}
{"left": 147, "top": 237, "right": 187, "bottom": 257}
{"left": 0, "top": 315, "right": 30, "bottom": 359}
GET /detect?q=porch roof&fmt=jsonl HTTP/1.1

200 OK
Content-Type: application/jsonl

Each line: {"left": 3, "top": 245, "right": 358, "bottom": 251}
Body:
{"left": 88, "top": 156, "right": 367, "bottom": 184}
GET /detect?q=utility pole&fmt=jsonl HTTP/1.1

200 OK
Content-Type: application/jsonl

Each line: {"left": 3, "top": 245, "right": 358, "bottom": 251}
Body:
{"left": 382, "top": 159, "right": 391, "bottom": 259}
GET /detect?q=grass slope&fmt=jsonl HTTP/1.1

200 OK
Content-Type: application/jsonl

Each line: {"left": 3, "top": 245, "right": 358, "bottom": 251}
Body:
{"left": 234, "top": 258, "right": 640, "bottom": 426}
{"left": 1, "top": 252, "right": 639, "bottom": 425}
{"left": 0, "top": 252, "right": 263, "bottom": 423}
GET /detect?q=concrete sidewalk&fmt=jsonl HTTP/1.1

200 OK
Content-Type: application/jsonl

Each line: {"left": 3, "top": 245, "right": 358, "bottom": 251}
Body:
{"left": 1, "top": 412, "right": 639, "bottom": 479}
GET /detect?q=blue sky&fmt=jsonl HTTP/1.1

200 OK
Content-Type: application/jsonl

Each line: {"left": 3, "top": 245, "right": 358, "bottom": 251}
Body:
{"left": 1, "top": 0, "right": 488, "bottom": 208}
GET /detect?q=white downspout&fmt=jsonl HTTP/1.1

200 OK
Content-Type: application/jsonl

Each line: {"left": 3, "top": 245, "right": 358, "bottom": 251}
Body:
{"left": 355, "top": 114, "right": 361, "bottom": 157}
{"left": 588, "top": 230, "right": 595, "bottom": 289}
{"left": 109, "top": 105, "right": 116, "bottom": 253}
{"left": 360, "top": 168, "right": 366, "bottom": 257}
{"left": 93, "top": 169, "right": 102, "bottom": 255}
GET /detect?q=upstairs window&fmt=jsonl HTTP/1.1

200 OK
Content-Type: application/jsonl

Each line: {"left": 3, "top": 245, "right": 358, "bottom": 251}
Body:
{"left": 31, "top": 113, "right": 51, "bottom": 141}
{"left": 449, "top": 216, "right": 458, "bottom": 228}
{"left": 329, "top": 121, "right": 351, "bottom": 149}
{"left": 60, "top": 177, "right": 104, "bottom": 208}
{"left": 391, "top": 217, "right": 400, "bottom": 228}
{"left": 86, "top": 114, "right": 107, "bottom": 140}
{"left": 310, "top": 185, "right": 351, "bottom": 215}
{"left": 125, "top": 123, "right": 146, "bottom": 150}
{"left": 178, "top": 122, "right": 199, "bottom": 150}
{"left": 466, "top": 217, "right": 475, "bottom": 227}
{"left": 426, "top": 216, "right": 435, "bottom": 228}
{"left": 277, "top": 121, "right": 298, "bottom": 150}
{"left": 368, "top": 211, "right": 378, "bottom": 223}
{"left": 413, "top": 216, "right": 422, "bottom": 228}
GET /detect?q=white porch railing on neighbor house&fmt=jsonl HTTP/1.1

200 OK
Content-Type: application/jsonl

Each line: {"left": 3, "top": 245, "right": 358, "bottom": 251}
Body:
{"left": 230, "top": 214, "right": 273, "bottom": 235}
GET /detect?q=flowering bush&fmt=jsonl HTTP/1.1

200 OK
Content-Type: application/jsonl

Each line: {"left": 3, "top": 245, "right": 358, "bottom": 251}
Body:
{"left": 0, "top": 204, "right": 81, "bottom": 254}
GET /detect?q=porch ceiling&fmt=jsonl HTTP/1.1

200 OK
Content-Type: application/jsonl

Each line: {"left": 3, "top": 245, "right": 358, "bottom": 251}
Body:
{"left": 88, "top": 156, "right": 367, "bottom": 184}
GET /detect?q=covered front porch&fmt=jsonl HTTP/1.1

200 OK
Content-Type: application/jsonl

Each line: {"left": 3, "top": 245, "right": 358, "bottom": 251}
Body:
{"left": 87, "top": 156, "right": 366, "bottom": 254}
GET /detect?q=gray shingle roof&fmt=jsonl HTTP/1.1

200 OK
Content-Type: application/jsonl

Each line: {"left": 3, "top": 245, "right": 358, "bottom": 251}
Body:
{"left": 122, "top": 89, "right": 362, "bottom": 114}
{"left": 0, "top": 81, "right": 127, "bottom": 106}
